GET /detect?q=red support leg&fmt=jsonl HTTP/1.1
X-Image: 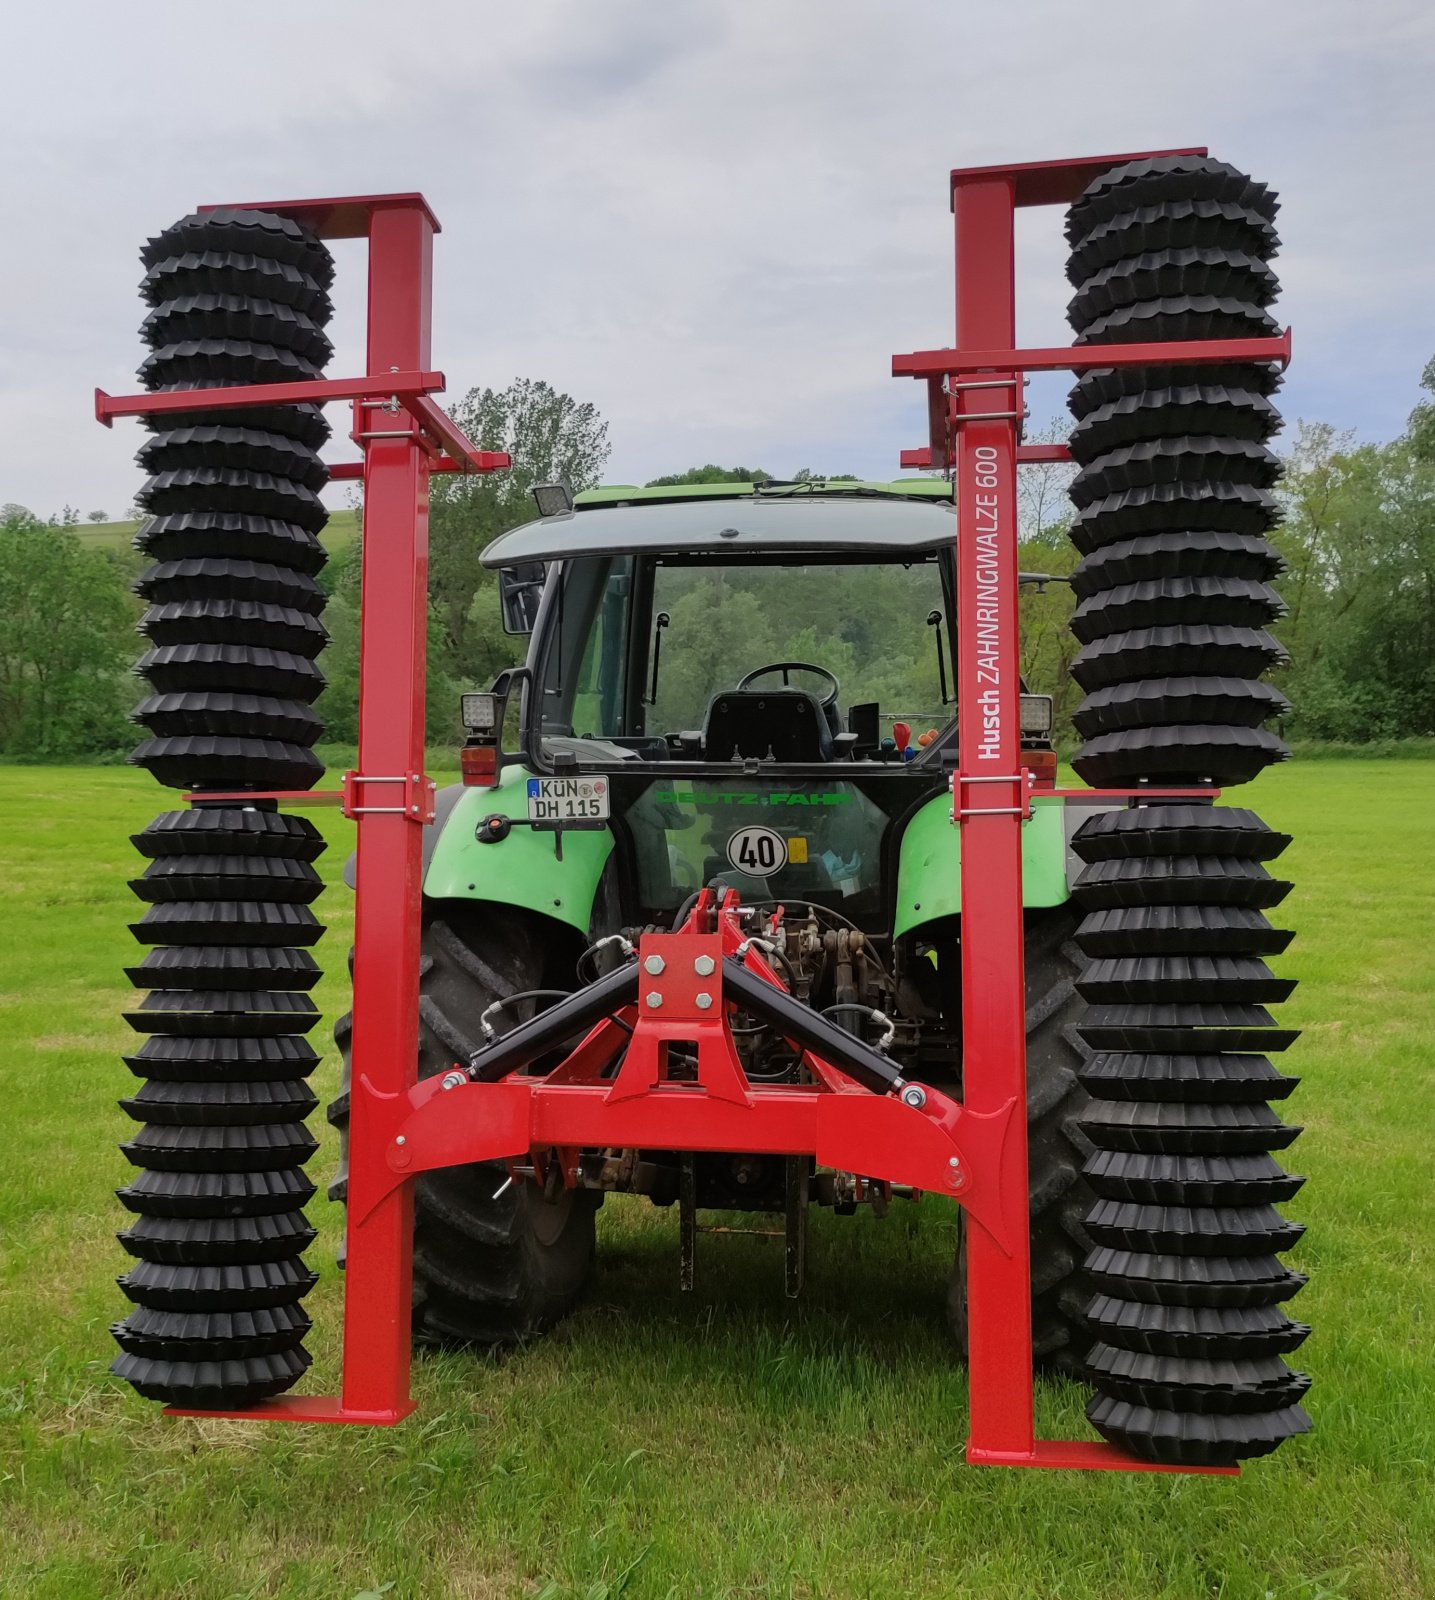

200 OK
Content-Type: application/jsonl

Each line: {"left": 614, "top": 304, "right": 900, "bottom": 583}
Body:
{"left": 947, "top": 177, "right": 1036, "bottom": 1464}
{"left": 336, "top": 201, "right": 437, "bottom": 1423}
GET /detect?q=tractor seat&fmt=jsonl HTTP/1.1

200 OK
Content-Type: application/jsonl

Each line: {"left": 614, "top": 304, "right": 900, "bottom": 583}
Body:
{"left": 702, "top": 690, "right": 835, "bottom": 762}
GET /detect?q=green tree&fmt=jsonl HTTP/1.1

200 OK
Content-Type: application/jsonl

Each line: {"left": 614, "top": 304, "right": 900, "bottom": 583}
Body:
{"left": 1409, "top": 356, "right": 1435, "bottom": 465}
{"left": 0, "top": 512, "right": 137, "bottom": 757}
{"left": 1274, "top": 417, "right": 1435, "bottom": 739}
{"left": 646, "top": 464, "right": 772, "bottom": 487}
{"left": 429, "top": 379, "right": 609, "bottom": 686}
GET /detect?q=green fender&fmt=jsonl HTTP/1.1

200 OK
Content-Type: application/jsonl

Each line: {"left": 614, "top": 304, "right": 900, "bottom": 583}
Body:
{"left": 422, "top": 771, "right": 614, "bottom": 936}
{"left": 893, "top": 794, "right": 1071, "bottom": 940}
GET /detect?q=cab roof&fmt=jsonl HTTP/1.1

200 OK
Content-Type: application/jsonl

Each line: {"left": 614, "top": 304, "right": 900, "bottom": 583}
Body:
{"left": 481, "top": 479, "right": 956, "bottom": 567}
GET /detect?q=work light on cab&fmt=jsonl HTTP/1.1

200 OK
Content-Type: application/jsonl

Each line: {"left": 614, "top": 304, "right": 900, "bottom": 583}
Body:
{"left": 460, "top": 692, "right": 501, "bottom": 787}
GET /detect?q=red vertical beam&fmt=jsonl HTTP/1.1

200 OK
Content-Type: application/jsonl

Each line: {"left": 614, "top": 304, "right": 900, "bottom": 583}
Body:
{"left": 950, "top": 178, "right": 1035, "bottom": 1461}
{"left": 339, "top": 202, "right": 434, "bottom": 1420}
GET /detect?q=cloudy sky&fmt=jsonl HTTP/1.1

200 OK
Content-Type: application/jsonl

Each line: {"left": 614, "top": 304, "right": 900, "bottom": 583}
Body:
{"left": 2, "top": 1, "right": 1431, "bottom": 519}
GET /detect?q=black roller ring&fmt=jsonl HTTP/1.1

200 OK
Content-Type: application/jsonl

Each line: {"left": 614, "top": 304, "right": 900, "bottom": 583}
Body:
{"left": 1071, "top": 483, "right": 1281, "bottom": 552}
{"left": 130, "top": 736, "right": 324, "bottom": 793}
{"left": 1080, "top": 1098, "right": 1299, "bottom": 1155}
{"left": 1077, "top": 1007, "right": 1299, "bottom": 1056}
{"left": 1085, "top": 1296, "right": 1308, "bottom": 1359}
{"left": 1072, "top": 625, "right": 1287, "bottom": 693}
{"left": 1066, "top": 200, "right": 1280, "bottom": 286}
{"left": 1086, "top": 1394, "right": 1311, "bottom": 1466}
{"left": 135, "top": 557, "right": 324, "bottom": 613}
{"left": 139, "top": 599, "right": 327, "bottom": 657}
{"left": 140, "top": 338, "right": 322, "bottom": 393}
{"left": 121, "top": 1076, "right": 318, "bottom": 1123}
{"left": 133, "top": 809, "right": 325, "bottom": 861}
{"left": 129, "top": 854, "right": 323, "bottom": 904}
{"left": 122, "top": 1035, "right": 320, "bottom": 1076}
{"left": 1084, "top": 1199, "right": 1304, "bottom": 1256}
{"left": 137, "top": 644, "right": 326, "bottom": 702}
{"left": 141, "top": 209, "right": 334, "bottom": 289}
{"left": 1083, "top": 1148, "right": 1303, "bottom": 1206}
{"left": 1075, "top": 905, "right": 1293, "bottom": 959}
{"left": 1071, "top": 362, "right": 1282, "bottom": 420}
{"left": 111, "top": 1347, "right": 313, "bottom": 1408}
{"left": 117, "top": 1168, "right": 316, "bottom": 1220}
{"left": 112, "top": 1302, "right": 311, "bottom": 1362}
{"left": 1072, "top": 678, "right": 1289, "bottom": 738}
{"left": 1077, "top": 954, "right": 1295, "bottom": 1006}
{"left": 138, "top": 426, "right": 328, "bottom": 495}
{"left": 131, "top": 693, "right": 322, "bottom": 748}
{"left": 1084, "top": 1247, "right": 1306, "bottom": 1309}
{"left": 120, "top": 1122, "right": 318, "bottom": 1174}
{"left": 135, "top": 513, "right": 327, "bottom": 574}
{"left": 1069, "top": 248, "right": 1279, "bottom": 327}
{"left": 124, "top": 946, "right": 319, "bottom": 994}
{"left": 1072, "top": 725, "right": 1289, "bottom": 789}
{"left": 1075, "top": 296, "right": 1280, "bottom": 349}
{"left": 1077, "top": 1051, "right": 1298, "bottom": 1103}
{"left": 136, "top": 466, "right": 326, "bottom": 534}
{"left": 1084, "top": 1344, "right": 1309, "bottom": 1416}
{"left": 1073, "top": 854, "right": 1291, "bottom": 911}
{"left": 1066, "top": 156, "right": 1279, "bottom": 247}
{"left": 141, "top": 248, "right": 333, "bottom": 320}
{"left": 1071, "top": 578, "right": 1286, "bottom": 644}
{"left": 118, "top": 1257, "right": 318, "bottom": 1312}
{"left": 119, "top": 1210, "right": 317, "bottom": 1267}
{"left": 1070, "top": 437, "right": 1281, "bottom": 510}
{"left": 1072, "top": 806, "right": 1291, "bottom": 862}
{"left": 123, "top": 989, "right": 320, "bottom": 1038}
{"left": 1070, "top": 386, "right": 1280, "bottom": 462}
{"left": 130, "top": 901, "right": 324, "bottom": 949}
{"left": 141, "top": 399, "right": 330, "bottom": 453}
{"left": 1071, "top": 532, "right": 1285, "bottom": 599}
{"left": 142, "top": 294, "right": 333, "bottom": 368}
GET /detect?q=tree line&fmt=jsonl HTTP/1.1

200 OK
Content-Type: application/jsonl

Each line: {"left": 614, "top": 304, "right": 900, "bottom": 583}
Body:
{"left": 2, "top": 361, "right": 1433, "bottom": 761}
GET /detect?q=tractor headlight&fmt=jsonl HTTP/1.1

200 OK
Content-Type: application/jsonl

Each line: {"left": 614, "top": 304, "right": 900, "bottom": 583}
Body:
{"left": 461, "top": 692, "right": 500, "bottom": 734}
{"left": 1019, "top": 694, "right": 1053, "bottom": 735}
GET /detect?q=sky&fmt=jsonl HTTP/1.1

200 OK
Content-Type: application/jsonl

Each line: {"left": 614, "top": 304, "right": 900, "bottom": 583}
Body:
{"left": 2, "top": 0, "right": 1432, "bottom": 520}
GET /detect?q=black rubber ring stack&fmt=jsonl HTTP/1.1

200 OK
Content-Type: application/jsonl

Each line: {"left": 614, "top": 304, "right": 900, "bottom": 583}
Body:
{"left": 112, "top": 210, "right": 335, "bottom": 1408}
{"left": 1062, "top": 158, "right": 1310, "bottom": 1466}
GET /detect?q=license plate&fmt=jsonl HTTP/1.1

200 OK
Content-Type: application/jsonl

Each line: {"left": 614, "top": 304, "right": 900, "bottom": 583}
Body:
{"left": 526, "top": 775, "right": 611, "bottom": 828}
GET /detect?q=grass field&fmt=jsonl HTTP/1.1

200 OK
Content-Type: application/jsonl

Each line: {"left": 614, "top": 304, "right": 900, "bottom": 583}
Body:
{"left": 0, "top": 761, "right": 1431, "bottom": 1599}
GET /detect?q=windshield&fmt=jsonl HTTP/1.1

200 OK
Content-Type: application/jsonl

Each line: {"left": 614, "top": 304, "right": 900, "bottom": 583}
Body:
{"left": 538, "top": 554, "right": 951, "bottom": 744}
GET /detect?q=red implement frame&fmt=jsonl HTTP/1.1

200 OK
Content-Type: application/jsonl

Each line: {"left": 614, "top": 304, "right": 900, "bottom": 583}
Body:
{"left": 97, "top": 157, "right": 1284, "bottom": 1471}
{"left": 884, "top": 148, "right": 1292, "bottom": 1473}
{"left": 99, "top": 194, "right": 510, "bottom": 1424}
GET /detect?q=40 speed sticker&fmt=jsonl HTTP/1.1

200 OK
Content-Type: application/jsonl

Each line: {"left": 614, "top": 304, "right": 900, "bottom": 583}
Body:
{"left": 726, "top": 825, "right": 787, "bottom": 877}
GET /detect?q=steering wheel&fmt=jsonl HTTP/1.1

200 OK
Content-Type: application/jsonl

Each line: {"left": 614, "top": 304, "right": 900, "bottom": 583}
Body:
{"left": 736, "top": 661, "right": 840, "bottom": 709}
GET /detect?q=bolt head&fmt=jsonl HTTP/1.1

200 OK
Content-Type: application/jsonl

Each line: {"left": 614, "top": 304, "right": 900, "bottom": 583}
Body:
{"left": 440, "top": 1070, "right": 467, "bottom": 1091}
{"left": 644, "top": 954, "right": 666, "bottom": 975}
{"left": 900, "top": 1085, "right": 927, "bottom": 1110}
{"left": 395, "top": 1135, "right": 407, "bottom": 1146}
{"left": 948, "top": 1156, "right": 960, "bottom": 1169}
{"left": 693, "top": 954, "right": 716, "bottom": 977}
{"left": 695, "top": 992, "right": 714, "bottom": 1011}
{"left": 646, "top": 991, "right": 664, "bottom": 1009}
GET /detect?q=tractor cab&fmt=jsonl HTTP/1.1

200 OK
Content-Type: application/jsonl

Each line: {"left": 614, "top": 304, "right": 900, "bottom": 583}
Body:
{"left": 465, "top": 480, "right": 1057, "bottom": 930}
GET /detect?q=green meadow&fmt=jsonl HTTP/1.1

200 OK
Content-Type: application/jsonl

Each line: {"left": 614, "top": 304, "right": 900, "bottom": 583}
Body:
{"left": 0, "top": 761, "right": 1429, "bottom": 1599}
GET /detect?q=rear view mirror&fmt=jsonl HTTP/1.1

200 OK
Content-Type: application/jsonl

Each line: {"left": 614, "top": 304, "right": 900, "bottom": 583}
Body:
{"left": 498, "top": 563, "right": 545, "bottom": 635}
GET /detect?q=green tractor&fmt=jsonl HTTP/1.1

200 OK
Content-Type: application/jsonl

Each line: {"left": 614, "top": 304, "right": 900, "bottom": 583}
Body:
{"left": 330, "top": 478, "right": 1098, "bottom": 1369}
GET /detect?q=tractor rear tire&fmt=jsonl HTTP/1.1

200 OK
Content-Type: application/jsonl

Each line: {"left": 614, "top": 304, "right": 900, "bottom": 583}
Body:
{"left": 328, "top": 905, "right": 598, "bottom": 1348}
{"left": 949, "top": 904, "right": 1092, "bottom": 1375}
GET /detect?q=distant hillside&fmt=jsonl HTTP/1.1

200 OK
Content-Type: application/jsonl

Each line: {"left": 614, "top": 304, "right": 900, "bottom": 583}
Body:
{"left": 75, "top": 507, "right": 361, "bottom": 555}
